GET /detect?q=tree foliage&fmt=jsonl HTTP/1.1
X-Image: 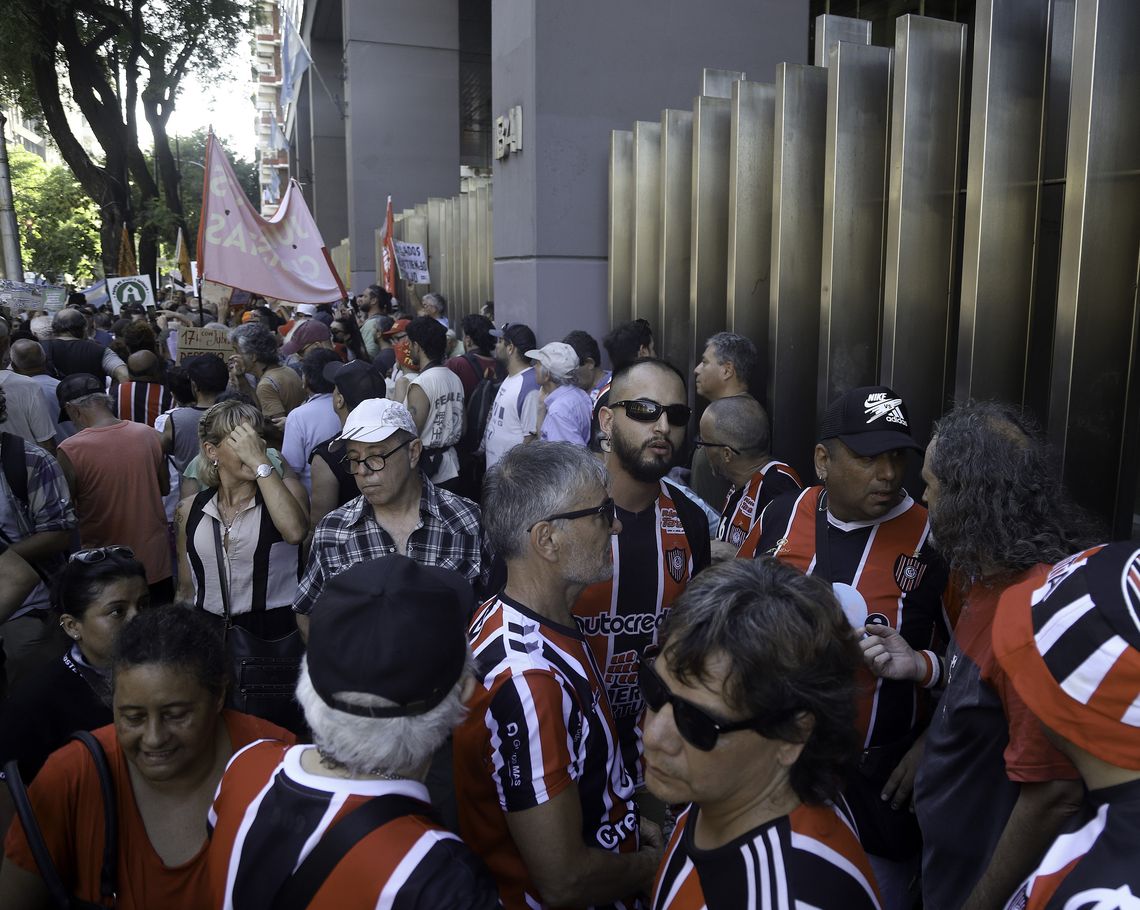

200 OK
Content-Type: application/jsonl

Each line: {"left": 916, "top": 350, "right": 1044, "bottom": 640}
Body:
{"left": 8, "top": 145, "right": 100, "bottom": 284}
{"left": 0, "top": 0, "right": 254, "bottom": 279}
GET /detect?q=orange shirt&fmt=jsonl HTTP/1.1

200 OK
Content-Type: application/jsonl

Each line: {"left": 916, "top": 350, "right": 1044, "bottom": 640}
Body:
{"left": 4, "top": 711, "right": 292, "bottom": 910}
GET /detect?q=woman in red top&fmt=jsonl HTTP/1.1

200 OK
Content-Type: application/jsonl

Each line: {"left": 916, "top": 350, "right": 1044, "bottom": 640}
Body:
{"left": 0, "top": 606, "right": 293, "bottom": 910}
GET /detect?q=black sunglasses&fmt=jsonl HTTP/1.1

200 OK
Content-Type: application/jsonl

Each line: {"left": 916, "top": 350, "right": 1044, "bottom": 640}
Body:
{"left": 527, "top": 497, "right": 616, "bottom": 533}
{"left": 639, "top": 650, "right": 774, "bottom": 751}
{"left": 611, "top": 399, "right": 691, "bottom": 427}
{"left": 70, "top": 546, "right": 135, "bottom": 565}
{"left": 693, "top": 436, "right": 741, "bottom": 455}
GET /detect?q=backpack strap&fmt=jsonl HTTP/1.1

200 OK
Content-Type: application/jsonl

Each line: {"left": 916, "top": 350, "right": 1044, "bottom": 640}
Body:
{"left": 2, "top": 759, "right": 74, "bottom": 908}
{"left": 270, "top": 795, "right": 436, "bottom": 910}
{"left": 1, "top": 431, "right": 29, "bottom": 513}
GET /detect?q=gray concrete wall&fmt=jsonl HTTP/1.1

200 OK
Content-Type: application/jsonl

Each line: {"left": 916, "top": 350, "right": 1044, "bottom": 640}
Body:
{"left": 309, "top": 39, "right": 349, "bottom": 247}
{"left": 491, "top": 0, "right": 809, "bottom": 350}
{"left": 292, "top": 71, "right": 314, "bottom": 211}
{"left": 343, "top": 0, "right": 461, "bottom": 293}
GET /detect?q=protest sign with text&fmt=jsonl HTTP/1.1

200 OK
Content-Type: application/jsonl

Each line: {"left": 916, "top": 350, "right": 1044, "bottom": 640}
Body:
{"left": 394, "top": 241, "right": 430, "bottom": 284}
{"left": 176, "top": 325, "right": 233, "bottom": 363}
{"left": 107, "top": 275, "right": 157, "bottom": 314}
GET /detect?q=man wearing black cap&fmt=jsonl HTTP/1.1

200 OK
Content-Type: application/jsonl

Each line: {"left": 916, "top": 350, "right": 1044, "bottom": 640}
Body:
{"left": 308, "top": 358, "right": 388, "bottom": 529}
{"left": 207, "top": 555, "right": 500, "bottom": 909}
{"left": 860, "top": 401, "right": 1090, "bottom": 910}
{"left": 739, "top": 385, "right": 949, "bottom": 909}
{"left": 454, "top": 441, "right": 663, "bottom": 909}
{"left": 56, "top": 373, "right": 173, "bottom": 603}
{"left": 482, "top": 322, "right": 540, "bottom": 470}
{"left": 992, "top": 542, "right": 1140, "bottom": 910}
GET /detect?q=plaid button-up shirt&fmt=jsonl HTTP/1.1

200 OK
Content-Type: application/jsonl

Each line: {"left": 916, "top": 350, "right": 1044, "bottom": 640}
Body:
{"left": 293, "top": 477, "right": 487, "bottom": 615}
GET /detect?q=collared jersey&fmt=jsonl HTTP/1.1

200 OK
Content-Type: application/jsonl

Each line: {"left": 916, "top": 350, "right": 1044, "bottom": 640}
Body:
{"left": 1003, "top": 779, "right": 1140, "bottom": 910}
{"left": 115, "top": 380, "right": 174, "bottom": 428}
{"left": 651, "top": 803, "right": 881, "bottom": 910}
{"left": 453, "top": 593, "right": 640, "bottom": 910}
{"left": 208, "top": 741, "right": 500, "bottom": 910}
{"left": 716, "top": 460, "right": 801, "bottom": 550}
{"left": 746, "top": 487, "right": 949, "bottom": 747}
{"left": 574, "top": 480, "right": 711, "bottom": 782}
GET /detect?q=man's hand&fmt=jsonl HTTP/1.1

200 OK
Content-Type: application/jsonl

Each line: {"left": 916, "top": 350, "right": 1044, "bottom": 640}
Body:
{"left": 859, "top": 623, "right": 925, "bottom": 682}
{"left": 881, "top": 732, "right": 926, "bottom": 811}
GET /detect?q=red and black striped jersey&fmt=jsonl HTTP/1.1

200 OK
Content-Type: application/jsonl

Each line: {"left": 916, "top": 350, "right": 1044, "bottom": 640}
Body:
{"left": 453, "top": 593, "right": 641, "bottom": 910}
{"left": 743, "top": 487, "right": 950, "bottom": 748}
{"left": 115, "top": 380, "right": 174, "bottom": 428}
{"left": 716, "top": 460, "right": 802, "bottom": 550}
{"left": 574, "top": 480, "right": 710, "bottom": 783}
{"left": 1003, "top": 779, "right": 1140, "bottom": 910}
{"left": 651, "top": 802, "right": 881, "bottom": 910}
{"left": 207, "top": 740, "right": 500, "bottom": 909}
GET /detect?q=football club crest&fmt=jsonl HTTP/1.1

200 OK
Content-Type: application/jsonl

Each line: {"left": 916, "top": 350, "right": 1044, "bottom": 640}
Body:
{"left": 893, "top": 553, "right": 927, "bottom": 593}
{"left": 665, "top": 547, "right": 686, "bottom": 584}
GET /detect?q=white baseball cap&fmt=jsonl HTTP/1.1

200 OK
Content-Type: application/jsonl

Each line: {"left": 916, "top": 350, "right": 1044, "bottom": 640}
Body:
{"left": 525, "top": 341, "right": 579, "bottom": 382}
{"left": 331, "top": 399, "right": 418, "bottom": 450}
{"left": 295, "top": 303, "right": 317, "bottom": 317}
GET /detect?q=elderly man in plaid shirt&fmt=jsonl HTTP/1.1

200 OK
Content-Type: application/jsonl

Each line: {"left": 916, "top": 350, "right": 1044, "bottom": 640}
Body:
{"left": 293, "top": 398, "right": 489, "bottom": 638}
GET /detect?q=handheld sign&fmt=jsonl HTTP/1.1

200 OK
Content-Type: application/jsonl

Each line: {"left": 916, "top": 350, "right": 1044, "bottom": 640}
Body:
{"left": 393, "top": 241, "right": 430, "bottom": 284}
{"left": 176, "top": 325, "right": 233, "bottom": 363}
{"left": 107, "top": 275, "right": 157, "bottom": 314}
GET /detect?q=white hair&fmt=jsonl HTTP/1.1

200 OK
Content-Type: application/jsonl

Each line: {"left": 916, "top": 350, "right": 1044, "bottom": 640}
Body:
{"left": 295, "top": 653, "right": 473, "bottom": 777}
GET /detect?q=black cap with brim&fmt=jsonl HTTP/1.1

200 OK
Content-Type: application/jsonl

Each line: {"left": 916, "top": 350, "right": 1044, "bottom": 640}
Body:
{"left": 818, "top": 385, "right": 923, "bottom": 457}
{"left": 307, "top": 555, "right": 473, "bottom": 718}
{"left": 322, "top": 359, "right": 387, "bottom": 411}
{"left": 837, "top": 431, "right": 925, "bottom": 458}
{"left": 56, "top": 373, "right": 104, "bottom": 422}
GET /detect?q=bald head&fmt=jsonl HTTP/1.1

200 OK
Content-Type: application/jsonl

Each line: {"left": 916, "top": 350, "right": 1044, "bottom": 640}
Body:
{"left": 705, "top": 395, "right": 771, "bottom": 456}
{"left": 9, "top": 339, "right": 48, "bottom": 376}
{"left": 52, "top": 308, "right": 87, "bottom": 339}
{"left": 127, "top": 349, "right": 163, "bottom": 381}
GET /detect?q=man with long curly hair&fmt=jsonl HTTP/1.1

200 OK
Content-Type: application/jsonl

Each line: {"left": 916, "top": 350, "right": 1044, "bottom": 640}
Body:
{"left": 861, "top": 400, "right": 1098, "bottom": 910}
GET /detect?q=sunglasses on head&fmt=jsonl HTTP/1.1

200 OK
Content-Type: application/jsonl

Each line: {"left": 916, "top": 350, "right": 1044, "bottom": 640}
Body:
{"left": 611, "top": 399, "right": 691, "bottom": 427}
{"left": 70, "top": 546, "right": 135, "bottom": 565}
{"left": 638, "top": 648, "right": 776, "bottom": 751}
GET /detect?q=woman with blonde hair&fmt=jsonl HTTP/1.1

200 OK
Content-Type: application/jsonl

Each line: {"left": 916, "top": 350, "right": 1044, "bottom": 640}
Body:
{"left": 174, "top": 399, "right": 308, "bottom": 639}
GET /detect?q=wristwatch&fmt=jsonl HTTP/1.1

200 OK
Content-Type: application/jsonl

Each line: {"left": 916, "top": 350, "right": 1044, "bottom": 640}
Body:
{"left": 254, "top": 463, "right": 273, "bottom": 479}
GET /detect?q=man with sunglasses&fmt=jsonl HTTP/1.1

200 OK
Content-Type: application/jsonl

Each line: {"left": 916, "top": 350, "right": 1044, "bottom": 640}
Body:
{"left": 736, "top": 385, "right": 948, "bottom": 909}
{"left": 697, "top": 395, "right": 800, "bottom": 562}
{"left": 643, "top": 558, "right": 881, "bottom": 909}
{"left": 576, "top": 359, "right": 711, "bottom": 794}
{"left": 454, "top": 441, "right": 664, "bottom": 910}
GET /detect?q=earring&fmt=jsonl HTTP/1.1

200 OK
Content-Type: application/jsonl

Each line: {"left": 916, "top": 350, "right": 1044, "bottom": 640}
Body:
{"left": 212, "top": 459, "right": 218, "bottom": 467}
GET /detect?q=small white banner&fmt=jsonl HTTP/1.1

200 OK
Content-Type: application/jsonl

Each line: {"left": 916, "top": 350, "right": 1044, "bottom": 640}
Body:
{"left": 107, "top": 275, "right": 157, "bottom": 314}
{"left": 393, "top": 241, "right": 430, "bottom": 284}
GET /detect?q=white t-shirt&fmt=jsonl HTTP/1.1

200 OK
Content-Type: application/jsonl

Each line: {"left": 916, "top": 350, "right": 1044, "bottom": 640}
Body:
{"left": 409, "top": 366, "right": 465, "bottom": 483}
{"left": 483, "top": 367, "right": 539, "bottom": 470}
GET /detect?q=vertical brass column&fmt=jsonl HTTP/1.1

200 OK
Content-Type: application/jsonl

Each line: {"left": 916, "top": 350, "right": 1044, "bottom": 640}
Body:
{"left": 608, "top": 130, "right": 635, "bottom": 327}
{"left": 702, "top": 68, "right": 746, "bottom": 99}
{"left": 688, "top": 95, "right": 733, "bottom": 400}
{"left": 657, "top": 109, "right": 693, "bottom": 375}
{"left": 769, "top": 63, "right": 828, "bottom": 476}
{"left": 956, "top": 0, "right": 1051, "bottom": 406}
{"left": 459, "top": 192, "right": 471, "bottom": 314}
{"left": 632, "top": 121, "right": 662, "bottom": 336}
{"left": 1049, "top": 0, "right": 1140, "bottom": 535}
{"left": 880, "top": 16, "right": 967, "bottom": 447}
{"left": 813, "top": 13, "right": 872, "bottom": 67}
{"left": 818, "top": 42, "right": 892, "bottom": 413}
{"left": 427, "top": 198, "right": 444, "bottom": 297}
{"left": 727, "top": 80, "right": 776, "bottom": 400}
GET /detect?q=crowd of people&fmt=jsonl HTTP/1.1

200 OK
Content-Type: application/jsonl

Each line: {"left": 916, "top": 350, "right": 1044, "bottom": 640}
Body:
{"left": 0, "top": 284, "right": 1135, "bottom": 910}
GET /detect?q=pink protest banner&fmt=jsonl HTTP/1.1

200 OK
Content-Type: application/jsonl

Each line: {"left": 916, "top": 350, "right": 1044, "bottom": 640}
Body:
{"left": 197, "top": 132, "right": 346, "bottom": 304}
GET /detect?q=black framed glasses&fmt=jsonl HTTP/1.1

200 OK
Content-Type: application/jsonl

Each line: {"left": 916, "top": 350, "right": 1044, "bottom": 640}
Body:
{"left": 527, "top": 497, "right": 616, "bottom": 533}
{"left": 340, "top": 437, "right": 413, "bottom": 474}
{"left": 694, "top": 436, "right": 741, "bottom": 455}
{"left": 611, "top": 399, "right": 691, "bottom": 427}
{"left": 70, "top": 546, "right": 135, "bottom": 565}
{"left": 639, "top": 649, "right": 777, "bottom": 751}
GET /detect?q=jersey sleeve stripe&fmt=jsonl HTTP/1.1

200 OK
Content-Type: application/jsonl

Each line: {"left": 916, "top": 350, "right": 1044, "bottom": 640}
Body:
{"left": 768, "top": 827, "right": 791, "bottom": 910}
{"left": 374, "top": 830, "right": 444, "bottom": 910}
{"left": 222, "top": 770, "right": 283, "bottom": 910}
{"left": 789, "top": 830, "right": 881, "bottom": 909}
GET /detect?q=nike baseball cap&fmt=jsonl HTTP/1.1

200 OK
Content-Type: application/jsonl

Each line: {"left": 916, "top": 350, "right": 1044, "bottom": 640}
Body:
{"left": 330, "top": 398, "right": 417, "bottom": 451}
{"left": 993, "top": 542, "right": 1140, "bottom": 769}
{"left": 307, "top": 555, "right": 473, "bottom": 718}
{"left": 817, "top": 385, "right": 923, "bottom": 457}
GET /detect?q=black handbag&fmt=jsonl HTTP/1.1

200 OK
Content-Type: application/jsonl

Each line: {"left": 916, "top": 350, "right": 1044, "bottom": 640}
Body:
{"left": 3, "top": 731, "right": 117, "bottom": 909}
{"left": 212, "top": 518, "right": 305, "bottom": 733}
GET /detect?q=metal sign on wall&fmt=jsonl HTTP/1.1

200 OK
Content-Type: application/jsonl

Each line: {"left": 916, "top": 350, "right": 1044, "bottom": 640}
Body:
{"left": 495, "top": 106, "right": 523, "bottom": 160}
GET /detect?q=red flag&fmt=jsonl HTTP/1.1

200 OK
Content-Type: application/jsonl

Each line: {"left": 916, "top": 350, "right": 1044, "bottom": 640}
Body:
{"left": 380, "top": 195, "right": 398, "bottom": 294}
{"left": 197, "top": 131, "right": 345, "bottom": 303}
